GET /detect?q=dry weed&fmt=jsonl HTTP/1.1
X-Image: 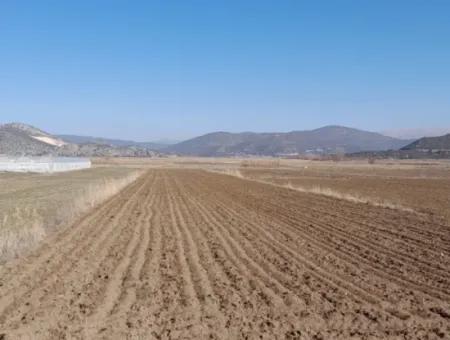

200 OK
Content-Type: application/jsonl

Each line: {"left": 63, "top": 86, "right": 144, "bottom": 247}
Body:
{"left": 283, "top": 182, "right": 415, "bottom": 212}
{"left": 0, "top": 208, "right": 46, "bottom": 261}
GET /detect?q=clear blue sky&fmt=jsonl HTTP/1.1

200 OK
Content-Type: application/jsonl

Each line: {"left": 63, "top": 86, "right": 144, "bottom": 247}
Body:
{"left": 1, "top": 0, "right": 449, "bottom": 141}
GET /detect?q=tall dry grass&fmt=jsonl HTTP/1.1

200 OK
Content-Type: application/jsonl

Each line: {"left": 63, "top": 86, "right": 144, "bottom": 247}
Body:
{"left": 0, "top": 171, "right": 142, "bottom": 263}
{"left": 0, "top": 208, "right": 46, "bottom": 263}
{"left": 283, "top": 182, "right": 415, "bottom": 213}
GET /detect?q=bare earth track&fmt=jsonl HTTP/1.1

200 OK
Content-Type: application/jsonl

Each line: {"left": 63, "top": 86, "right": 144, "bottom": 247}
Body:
{"left": 0, "top": 169, "right": 449, "bottom": 339}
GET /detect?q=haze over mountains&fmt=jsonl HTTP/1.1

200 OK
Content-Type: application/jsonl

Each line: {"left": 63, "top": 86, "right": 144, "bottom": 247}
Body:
{"left": 382, "top": 128, "right": 450, "bottom": 140}
{"left": 4, "top": 122, "right": 450, "bottom": 158}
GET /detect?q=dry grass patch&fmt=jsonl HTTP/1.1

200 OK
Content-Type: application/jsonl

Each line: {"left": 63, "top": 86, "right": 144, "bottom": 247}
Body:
{"left": 283, "top": 182, "right": 415, "bottom": 213}
{"left": 0, "top": 168, "right": 142, "bottom": 262}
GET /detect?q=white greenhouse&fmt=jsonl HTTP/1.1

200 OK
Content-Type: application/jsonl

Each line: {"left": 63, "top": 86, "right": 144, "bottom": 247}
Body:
{"left": 0, "top": 157, "right": 91, "bottom": 173}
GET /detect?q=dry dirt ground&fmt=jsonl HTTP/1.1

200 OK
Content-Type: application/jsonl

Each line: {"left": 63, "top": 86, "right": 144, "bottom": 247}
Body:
{"left": 238, "top": 162, "right": 450, "bottom": 223}
{"left": 0, "top": 169, "right": 449, "bottom": 339}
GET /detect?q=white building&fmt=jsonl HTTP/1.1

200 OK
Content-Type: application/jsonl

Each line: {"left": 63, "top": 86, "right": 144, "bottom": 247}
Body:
{"left": 0, "top": 157, "right": 91, "bottom": 173}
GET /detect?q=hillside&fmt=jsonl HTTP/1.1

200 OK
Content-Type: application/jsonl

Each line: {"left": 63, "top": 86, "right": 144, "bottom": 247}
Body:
{"left": 349, "top": 133, "right": 450, "bottom": 159}
{"left": 0, "top": 123, "right": 159, "bottom": 157}
{"left": 166, "top": 126, "right": 413, "bottom": 156}
{"left": 0, "top": 123, "right": 64, "bottom": 156}
{"left": 401, "top": 134, "right": 450, "bottom": 151}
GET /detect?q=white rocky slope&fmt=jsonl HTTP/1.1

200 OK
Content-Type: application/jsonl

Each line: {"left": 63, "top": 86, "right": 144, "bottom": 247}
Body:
{"left": 0, "top": 123, "right": 159, "bottom": 157}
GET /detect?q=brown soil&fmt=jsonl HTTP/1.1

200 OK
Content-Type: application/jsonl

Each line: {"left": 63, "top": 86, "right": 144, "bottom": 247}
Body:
{"left": 241, "top": 167, "right": 450, "bottom": 223}
{"left": 0, "top": 169, "right": 449, "bottom": 339}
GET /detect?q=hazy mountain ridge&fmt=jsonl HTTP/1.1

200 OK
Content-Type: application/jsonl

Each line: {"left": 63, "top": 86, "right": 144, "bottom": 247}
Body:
{"left": 165, "top": 126, "right": 414, "bottom": 156}
{"left": 57, "top": 135, "right": 169, "bottom": 150}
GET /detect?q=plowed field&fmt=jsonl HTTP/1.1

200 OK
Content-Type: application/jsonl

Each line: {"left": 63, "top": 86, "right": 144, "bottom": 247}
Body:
{"left": 1, "top": 169, "right": 449, "bottom": 339}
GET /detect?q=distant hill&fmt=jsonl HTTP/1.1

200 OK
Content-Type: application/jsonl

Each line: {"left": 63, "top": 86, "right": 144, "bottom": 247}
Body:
{"left": 0, "top": 123, "right": 65, "bottom": 156}
{"left": 0, "top": 123, "right": 159, "bottom": 157}
{"left": 58, "top": 134, "right": 168, "bottom": 150}
{"left": 165, "top": 126, "right": 413, "bottom": 156}
{"left": 350, "top": 133, "right": 450, "bottom": 159}
{"left": 401, "top": 134, "right": 450, "bottom": 151}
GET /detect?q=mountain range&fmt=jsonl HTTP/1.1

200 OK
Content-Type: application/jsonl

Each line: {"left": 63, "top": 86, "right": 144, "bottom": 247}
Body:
{"left": 4, "top": 122, "right": 449, "bottom": 158}
{"left": 165, "top": 126, "right": 413, "bottom": 156}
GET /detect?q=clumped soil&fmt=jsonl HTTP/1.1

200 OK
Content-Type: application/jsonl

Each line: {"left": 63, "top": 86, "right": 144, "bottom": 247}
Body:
{"left": 241, "top": 166, "right": 450, "bottom": 223}
{"left": 0, "top": 169, "right": 449, "bottom": 339}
